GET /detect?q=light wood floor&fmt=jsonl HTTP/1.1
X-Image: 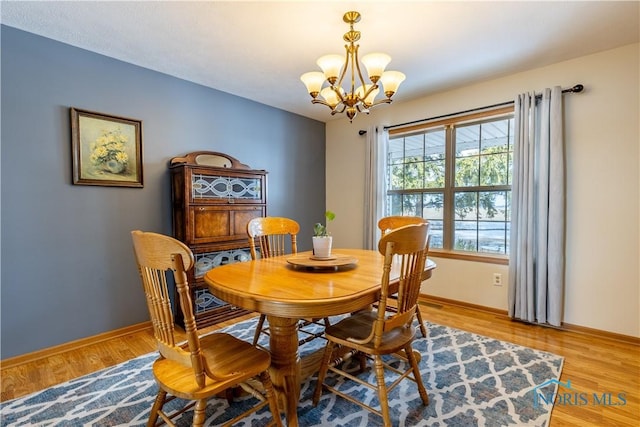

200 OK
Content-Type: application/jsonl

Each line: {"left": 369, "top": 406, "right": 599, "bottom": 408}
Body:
{"left": 1, "top": 302, "right": 638, "bottom": 426}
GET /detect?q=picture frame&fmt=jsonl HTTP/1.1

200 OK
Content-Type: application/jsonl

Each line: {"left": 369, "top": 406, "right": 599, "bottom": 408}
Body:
{"left": 70, "top": 107, "right": 143, "bottom": 187}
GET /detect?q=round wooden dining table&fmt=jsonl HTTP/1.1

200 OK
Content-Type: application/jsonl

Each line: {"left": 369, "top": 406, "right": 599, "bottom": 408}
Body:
{"left": 204, "top": 248, "right": 436, "bottom": 427}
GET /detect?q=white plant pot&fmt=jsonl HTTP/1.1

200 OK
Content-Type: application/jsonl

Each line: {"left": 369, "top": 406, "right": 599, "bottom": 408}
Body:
{"left": 312, "top": 236, "right": 333, "bottom": 258}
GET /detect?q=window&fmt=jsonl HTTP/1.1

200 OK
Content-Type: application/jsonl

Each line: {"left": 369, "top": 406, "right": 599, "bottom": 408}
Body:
{"left": 386, "top": 108, "right": 514, "bottom": 260}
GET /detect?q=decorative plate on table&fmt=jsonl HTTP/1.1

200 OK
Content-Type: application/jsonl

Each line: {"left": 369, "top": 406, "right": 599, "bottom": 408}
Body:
{"left": 286, "top": 253, "right": 358, "bottom": 268}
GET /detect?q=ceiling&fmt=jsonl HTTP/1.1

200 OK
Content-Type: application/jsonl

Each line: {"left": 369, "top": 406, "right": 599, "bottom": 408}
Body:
{"left": 2, "top": 1, "right": 639, "bottom": 123}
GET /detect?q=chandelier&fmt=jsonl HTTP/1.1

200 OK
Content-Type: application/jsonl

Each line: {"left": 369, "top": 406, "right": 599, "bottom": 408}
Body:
{"left": 300, "top": 11, "right": 405, "bottom": 122}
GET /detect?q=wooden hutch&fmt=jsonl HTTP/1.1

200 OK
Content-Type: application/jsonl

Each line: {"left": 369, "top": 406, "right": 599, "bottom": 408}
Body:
{"left": 169, "top": 151, "right": 267, "bottom": 328}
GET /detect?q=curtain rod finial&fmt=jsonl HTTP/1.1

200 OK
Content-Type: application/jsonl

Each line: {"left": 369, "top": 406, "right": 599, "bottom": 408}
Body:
{"left": 359, "top": 130, "right": 367, "bottom": 136}
{"left": 572, "top": 84, "right": 584, "bottom": 93}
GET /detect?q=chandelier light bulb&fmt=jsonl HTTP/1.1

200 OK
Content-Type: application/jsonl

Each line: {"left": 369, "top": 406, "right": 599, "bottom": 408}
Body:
{"left": 300, "top": 72, "right": 326, "bottom": 98}
{"left": 320, "top": 86, "right": 341, "bottom": 108}
{"left": 316, "top": 54, "right": 344, "bottom": 84}
{"left": 361, "top": 53, "right": 391, "bottom": 82}
{"left": 379, "top": 71, "right": 406, "bottom": 97}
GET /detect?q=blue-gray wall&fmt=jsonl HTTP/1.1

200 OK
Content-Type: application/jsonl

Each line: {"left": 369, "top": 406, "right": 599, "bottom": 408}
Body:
{"left": 0, "top": 26, "right": 326, "bottom": 359}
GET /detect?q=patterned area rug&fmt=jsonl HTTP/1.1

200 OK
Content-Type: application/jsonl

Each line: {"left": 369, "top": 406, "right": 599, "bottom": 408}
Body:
{"left": 1, "top": 318, "right": 563, "bottom": 426}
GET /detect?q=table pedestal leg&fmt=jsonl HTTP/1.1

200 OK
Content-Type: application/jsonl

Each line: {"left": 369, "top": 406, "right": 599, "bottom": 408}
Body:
{"left": 267, "top": 316, "right": 301, "bottom": 427}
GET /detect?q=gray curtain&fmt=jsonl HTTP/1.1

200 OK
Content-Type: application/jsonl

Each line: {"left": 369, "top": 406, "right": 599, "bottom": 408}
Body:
{"left": 363, "top": 126, "right": 387, "bottom": 249}
{"left": 508, "top": 87, "right": 565, "bottom": 326}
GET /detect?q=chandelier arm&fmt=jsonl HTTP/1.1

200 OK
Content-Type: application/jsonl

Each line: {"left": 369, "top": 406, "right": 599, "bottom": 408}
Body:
{"left": 332, "top": 44, "right": 351, "bottom": 97}
{"left": 333, "top": 104, "right": 347, "bottom": 114}
{"left": 352, "top": 45, "right": 370, "bottom": 103}
{"left": 367, "top": 98, "right": 393, "bottom": 108}
{"left": 359, "top": 83, "right": 380, "bottom": 107}
{"left": 331, "top": 86, "right": 346, "bottom": 104}
{"left": 348, "top": 46, "right": 357, "bottom": 101}
{"left": 311, "top": 98, "right": 339, "bottom": 111}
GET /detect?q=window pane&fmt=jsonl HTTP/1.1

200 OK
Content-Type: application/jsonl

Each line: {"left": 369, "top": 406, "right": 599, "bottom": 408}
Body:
{"left": 424, "top": 159, "right": 445, "bottom": 188}
{"left": 427, "top": 219, "right": 443, "bottom": 249}
{"left": 390, "top": 164, "right": 404, "bottom": 190}
{"left": 402, "top": 194, "right": 422, "bottom": 216}
{"left": 425, "top": 129, "right": 445, "bottom": 160}
{"left": 454, "top": 220, "right": 478, "bottom": 251}
{"left": 456, "top": 124, "right": 479, "bottom": 156}
{"left": 480, "top": 120, "right": 510, "bottom": 153}
{"left": 388, "top": 194, "right": 402, "bottom": 216}
{"left": 478, "top": 221, "right": 507, "bottom": 254}
{"left": 388, "top": 138, "right": 405, "bottom": 165}
{"left": 453, "top": 192, "right": 510, "bottom": 253}
{"left": 404, "top": 134, "right": 424, "bottom": 160}
{"left": 423, "top": 192, "right": 444, "bottom": 216}
{"left": 454, "top": 191, "right": 477, "bottom": 221}
{"left": 404, "top": 161, "right": 424, "bottom": 189}
{"left": 455, "top": 157, "right": 479, "bottom": 187}
{"left": 423, "top": 193, "right": 443, "bottom": 249}
{"left": 455, "top": 192, "right": 478, "bottom": 251}
{"left": 480, "top": 153, "right": 509, "bottom": 186}
{"left": 478, "top": 191, "right": 507, "bottom": 220}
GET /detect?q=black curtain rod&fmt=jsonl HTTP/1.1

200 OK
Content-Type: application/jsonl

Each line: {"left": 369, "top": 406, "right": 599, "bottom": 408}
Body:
{"left": 382, "top": 84, "right": 584, "bottom": 131}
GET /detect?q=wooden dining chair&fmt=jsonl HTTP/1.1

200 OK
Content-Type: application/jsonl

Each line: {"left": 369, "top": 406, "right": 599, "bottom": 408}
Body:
{"left": 131, "top": 230, "right": 282, "bottom": 427}
{"left": 313, "top": 223, "right": 431, "bottom": 427}
{"left": 247, "top": 216, "right": 330, "bottom": 347}
{"left": 378, "top": 215, "right": 429, "bottom": 337}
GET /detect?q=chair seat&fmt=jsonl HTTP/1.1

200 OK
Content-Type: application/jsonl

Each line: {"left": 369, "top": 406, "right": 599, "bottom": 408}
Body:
{"left": 325, "top": 311, "right": 416, "bottom": 355}
{"left": 153, "top": 333, "right": 271, "bottom": 400}
{"left": 200, "top": 333, "right": 272, "bottom": 377}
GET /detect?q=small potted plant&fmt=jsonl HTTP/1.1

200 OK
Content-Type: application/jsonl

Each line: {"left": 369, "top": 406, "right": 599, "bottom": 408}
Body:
{"left": 312, "top": 210, "right": 336, "bottom": 258}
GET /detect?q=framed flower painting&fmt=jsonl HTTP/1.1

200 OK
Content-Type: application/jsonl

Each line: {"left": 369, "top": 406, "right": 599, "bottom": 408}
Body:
{"left": 71, "top": 108, "right": 143, "bottom": 187}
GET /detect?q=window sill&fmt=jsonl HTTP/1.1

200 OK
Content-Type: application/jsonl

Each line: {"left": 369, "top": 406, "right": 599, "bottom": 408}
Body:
{"left": 428, "top": 249, "right": 509, "bottom": 265}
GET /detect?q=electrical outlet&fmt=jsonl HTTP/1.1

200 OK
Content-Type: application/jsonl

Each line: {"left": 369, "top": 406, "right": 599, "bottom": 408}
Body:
{"left": 493, "top": 273, "right": 503, "bottom": 286}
